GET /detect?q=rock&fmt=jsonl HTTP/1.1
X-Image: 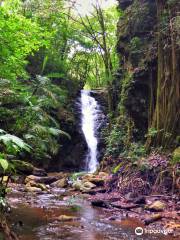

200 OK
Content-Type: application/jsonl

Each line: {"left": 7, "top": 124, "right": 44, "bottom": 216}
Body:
{"left": 84, "top": 188, "right": 106, "bottom": 195}
{"left": 72, "top": 181, "right": 82, "bottom": 191}
{"left": 144, "top": 214, "right": 162, "bottom": 225}
{"left": 98, "top": 172, "right": 109, "bottom": 178}
{"left": 125, "top": 192, "right": 138, "bottom": 200}
{"left": 25, "top": 186, "right": 42, "bottom": 193}
{"left": 91, "top": 200, "right": 109, "bottom": 208}
{"left": 26, "top": 181, "right": 47, "bottom": 191}
{"left": 32, "top": 167, "right": 47, "bottom": 176}
{"left": 83, "top": 181, "right": 96, "bottom": 189}
{"left": 118, "top": 0, "right": 133, "bottom": 10}
{"left": 25, "top": 175, "right": 58, "bottom": 185}
{"left": 111, "top": 202, "right": 140, "bottom": 210}
{"left": 51, "top": 178, "right": 68, "bottom": 188}
{"left": 72, "top": 180, "right": 96, "bottom": 192}
{"left": 56, "top": 215, "right": 80, "bottom": 222}
{"left": 145, "top": 200, "right": 166, "bottom": 212}
{"left": 11, "top": 160, "right": 34, "bottom": 175}
{"left": 82, "top": 172, "right": 108, "bottom": 186}
{"left": 133, "top": 196, "right": 146, "bottom": 204}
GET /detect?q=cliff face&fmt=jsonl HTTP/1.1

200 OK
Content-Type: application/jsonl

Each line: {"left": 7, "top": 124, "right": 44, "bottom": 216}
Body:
{"left": 115, "top": 0, "right": 180, "bottom": 146}
{"left": 115, "top": 0, "right": 157, "bottom": 138}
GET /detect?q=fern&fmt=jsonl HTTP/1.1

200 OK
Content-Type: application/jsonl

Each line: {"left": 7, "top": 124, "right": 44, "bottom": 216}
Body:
{"left": 0, "top": 130, "right": 31, "bottom": 153}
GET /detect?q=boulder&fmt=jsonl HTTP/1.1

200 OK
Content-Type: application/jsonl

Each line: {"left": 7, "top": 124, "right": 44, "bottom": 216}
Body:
{"left": 25, "top": 175, "right": 58, "bottom": 185}
{"left": 145, "top": 200, "right": 166, "bottom": 212}
{"left": 72, "top": 181, "right": 82, "bottom": 191}
{"left": 51, "top": 178, "right": 68, "bottom": 188}
{"left": 82, "top": 172, "right": 108, "bottom": 186}
{"left": 83, "top": 181, "right": 96, "bottom": 189}
{"left": 26, "top": 181, "right": 47, "bottom": 191}
{"left": 72, "top": 180, "right": 96, "bottom": 192}
{"left": 25, "top": 186, "right": 42, "bottom": 193}
{"left": 32, "top": 167, "right": 47, "bottom": 176}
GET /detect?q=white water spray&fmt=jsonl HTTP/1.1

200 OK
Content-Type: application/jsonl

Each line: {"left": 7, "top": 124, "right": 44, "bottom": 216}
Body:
{"left": 81, "top": 90, "right": 99, "bottom": 173}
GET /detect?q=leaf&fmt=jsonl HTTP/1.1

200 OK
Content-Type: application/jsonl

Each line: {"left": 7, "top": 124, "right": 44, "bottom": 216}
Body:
{"left": 0, "top": 134, "right": 31, "bottom": 152}
{"left": 48, "top": 128, "right": 71, "bottom": 139}
{"left": 0, "top": 158, "right": 9, "bottom": 171}
{"left": 46, "top": 72, "right": 65, "bottom": 79}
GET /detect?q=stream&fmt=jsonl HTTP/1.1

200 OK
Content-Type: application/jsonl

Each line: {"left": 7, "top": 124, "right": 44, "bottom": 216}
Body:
{"left": 7, "top": 184, "right": 175, "bottom": 240}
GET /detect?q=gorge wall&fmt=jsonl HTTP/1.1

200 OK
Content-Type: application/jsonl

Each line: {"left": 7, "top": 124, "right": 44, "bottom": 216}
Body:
{"left": 114, "top": 0, "right": 180, "bottom": 146}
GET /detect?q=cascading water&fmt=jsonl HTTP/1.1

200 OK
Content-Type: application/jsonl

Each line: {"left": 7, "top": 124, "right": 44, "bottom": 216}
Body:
{"left": 81, "top": 90, "right": 99, "bottom": 173}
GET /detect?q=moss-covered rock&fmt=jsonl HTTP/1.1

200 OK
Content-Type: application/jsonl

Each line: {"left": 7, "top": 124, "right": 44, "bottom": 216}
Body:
{"left": 172, "top": 147, "right": 180, "bottom": 164}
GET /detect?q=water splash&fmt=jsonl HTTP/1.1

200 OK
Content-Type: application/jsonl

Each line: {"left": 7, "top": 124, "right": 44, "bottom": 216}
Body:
{"left": 81, "top": 90, "right": 99, "bottom": 173}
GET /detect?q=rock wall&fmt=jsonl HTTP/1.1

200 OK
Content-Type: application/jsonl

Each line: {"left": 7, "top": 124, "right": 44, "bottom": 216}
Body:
{"left": 116, "top": 0, "right": 158, "bottom": 138}
{"left": 116, "top": 0, "right": 180, "bottom": 146}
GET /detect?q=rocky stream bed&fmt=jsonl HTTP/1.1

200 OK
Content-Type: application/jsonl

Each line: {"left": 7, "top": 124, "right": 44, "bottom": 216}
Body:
{"left": 5, "top": 171, "right": 180, "bottom": 240}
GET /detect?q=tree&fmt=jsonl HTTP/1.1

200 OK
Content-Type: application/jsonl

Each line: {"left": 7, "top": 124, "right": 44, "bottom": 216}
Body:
{"left": 67, "top": 3, "right": 120, "bottom": 109}
{"left": 146, "top": 0, "right": 180, "bottom": 149}
{"left": 0, "top": 1, "right": 48, "bottom": 80}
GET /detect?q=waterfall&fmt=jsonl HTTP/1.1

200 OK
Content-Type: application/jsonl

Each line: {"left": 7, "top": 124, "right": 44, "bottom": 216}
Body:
{"left": 81, "top": 90, "right": 99, "bottom": 173}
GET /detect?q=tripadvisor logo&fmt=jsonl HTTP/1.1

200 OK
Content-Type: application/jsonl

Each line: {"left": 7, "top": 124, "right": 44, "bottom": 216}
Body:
{"left": 135, "top": 227, "right": 144, "bottom": 236}
{"left": 135, "top": 226, "right": 173, "bottom": 236}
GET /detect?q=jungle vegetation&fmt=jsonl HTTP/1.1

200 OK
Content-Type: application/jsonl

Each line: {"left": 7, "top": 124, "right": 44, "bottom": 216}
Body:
{"left": 0, "top": 0, "right": 179, "bottom": 203}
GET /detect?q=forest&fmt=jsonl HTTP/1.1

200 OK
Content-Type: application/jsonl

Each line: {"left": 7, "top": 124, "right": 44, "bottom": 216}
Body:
{"left": 0, "top": 0, "right": 179, "bottom": 239}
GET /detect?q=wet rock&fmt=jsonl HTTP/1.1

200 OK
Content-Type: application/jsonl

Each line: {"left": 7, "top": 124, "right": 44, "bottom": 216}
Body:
{"left": 145, "top": 200, "right": 166, "bottom": 212}
{"left": 125, "top": 192, "right": 138, "bottom": 201}
{"left": 84, "top": 188, "right": 106, "bottom": 195}
{"left": 56, "top": 215, "right": 81, "bottom": 222}
{"left": 83, "top": 181, "right": 96, "bottom": 189}
{"left": 32, "top": 167, "right": 47, "bottom": 177}
{"left": 25, "top": 175, "right": 58, "bottom": 185}
{"left": 51, "top": 178, "right": 68, "bottom": 188}
{"left": 25, "top": 186, "right": 42, "bottom": 193}
{"left": 72, "top": 180, "right": 96, "bottom": 192}
{"left": 82, "top": 172, "right": 108, "bottom": 186}
{"left": 91, "top": 200, "right": 110, "bottom": 208}
{"left": 26, "top": 181, "right": 47, "bottom": 191}
{"left": 111, "top": 202, "right": 140, "bottom": 210}
{"left": 72, "top": 181, "right": 82, "bottom": 191}
{"left": 144, "top": 214, "right": 162, "bottom": 225}
{"left": 133, "top": 196, "right": 146, "bottom": 205}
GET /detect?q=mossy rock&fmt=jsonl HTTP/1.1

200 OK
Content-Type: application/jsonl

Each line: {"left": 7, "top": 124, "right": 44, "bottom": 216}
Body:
{"left": 172, "top": 147, "right": 180, "bottom": 164}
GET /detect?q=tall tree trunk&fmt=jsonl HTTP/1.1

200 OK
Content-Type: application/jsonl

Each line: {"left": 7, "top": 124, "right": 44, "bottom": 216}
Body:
{"left": 146, "top": 0, "right": 180, "bottom": 149}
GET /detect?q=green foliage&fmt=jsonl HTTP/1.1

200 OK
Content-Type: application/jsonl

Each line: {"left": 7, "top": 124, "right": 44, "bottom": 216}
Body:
{"left": 118, "top": 72, "right": 133, "bottom": 113}
{"left": 70, "top": 172, "right": 86, "bottom": 182}
{"left": 121, "top": 142, "right": 146, "bottom": 161}
{"left": 67, "top": 5, "right": 120, "bottom": 88}
{"left": 146, "top": 128, "right": 159, "bottom": 138}
{"left": 0, "top": 4, "right": 48, "bottom": 80}
{"left": 0, "top": 129, "right": 31, "bottom": 155}
{"left": 112, "top": 162, "right": 123, "bottom": 174}
{"left": 0, "top": 159, "right": 9, "bottom": 172}
{"left": 104, "top": 116, "right": 146, "bottom": 162}
{"left": 129, "top": 37, "right": 142, "bottom": 52}
{"left": 171, "top": 147, "right": 180, "bottom": 165}
{"left": 105, "top": 123, "right": 127, "bottom": 157}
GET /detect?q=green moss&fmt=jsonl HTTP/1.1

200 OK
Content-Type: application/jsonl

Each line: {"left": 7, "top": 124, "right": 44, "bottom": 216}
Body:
{"left": 171, "top": 147, "right": 180, "bottom": 164}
